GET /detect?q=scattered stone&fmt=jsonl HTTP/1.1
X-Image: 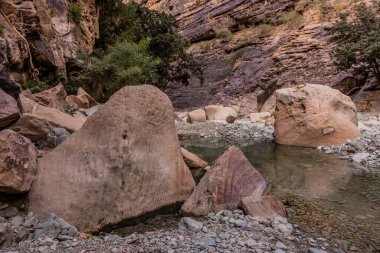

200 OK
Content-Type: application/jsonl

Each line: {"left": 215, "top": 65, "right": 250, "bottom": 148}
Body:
{"left": 34, "top": 83, "right": 67, "bottom": 110}
{"left": 308, "top": 248, "right": 328, "bottom": 253}
{"left": 0, "top": 207, "right": 18, "bottom": 219}
{"left": 0, "top": 218, "right": 13, "bottom": 247}
{"left": 199, "top": 235, "right": 216, "bottom": 246}
{"left": 33, "top": 214, "right": 79, "bottom": 240}
{"left": 352, "top": 152, "right": 370, "bottom": 163}
{"left": 178, "top": 217, "right": 203, "bottom": 232}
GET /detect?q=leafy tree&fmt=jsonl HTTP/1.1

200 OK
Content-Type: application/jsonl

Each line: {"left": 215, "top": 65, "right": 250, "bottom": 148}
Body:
{"left": 71, "top": 39, "right": 161, "bottom": 101}
{"left": 329, "top": 1, "right": 380, "bottom": 85}
{"left": 68, "top": 3, "right": 83, "bottom": 24}
{"left": 95, "top": 0, "right": 202, "bottom": 89}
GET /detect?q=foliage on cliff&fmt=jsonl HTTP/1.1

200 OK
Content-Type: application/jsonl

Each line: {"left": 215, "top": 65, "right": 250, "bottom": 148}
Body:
{"left": 71, "top": 1, "right": 202, "bottom": 101}
{"left": 329, "top": 1, "right": 380, "bottom": 85}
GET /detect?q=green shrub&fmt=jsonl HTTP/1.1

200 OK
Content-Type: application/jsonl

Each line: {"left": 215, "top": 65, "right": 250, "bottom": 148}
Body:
{"left": 329, "top": 1, "right": 380, "bottom": 85}
{"left": 71, "top": 39, "right": 161, "bottom": 101}
{"left": 0, "top": 25, "right": 4, "bottom": 34}
{"left": 21, "top": 80, "right": 50, "bottom": 93}
{"left": 74, "top": 1, "right": 202, "bottom": 100}
{"left": 68, "top": 3, "right": 83, "bottom": 24}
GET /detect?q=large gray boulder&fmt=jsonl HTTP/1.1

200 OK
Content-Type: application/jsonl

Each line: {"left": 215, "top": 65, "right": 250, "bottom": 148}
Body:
{"left": 28, "top": 85, "right": 195, "bottom": 232}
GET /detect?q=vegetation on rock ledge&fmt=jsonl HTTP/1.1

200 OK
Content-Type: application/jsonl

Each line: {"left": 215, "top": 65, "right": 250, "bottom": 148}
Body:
{"left": 70, "top": 1, "right": 202, "bottom": 101}
{"left": 329, "top": 1, "right": 380, "bottom": 85}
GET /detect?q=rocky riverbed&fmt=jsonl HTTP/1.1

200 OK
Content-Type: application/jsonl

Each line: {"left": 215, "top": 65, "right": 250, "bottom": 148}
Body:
{"left": 318, "top": 113, "right": 380, "bottom": 171}
{"left": 4, "top": 211, "right": 334, "bottom": 253}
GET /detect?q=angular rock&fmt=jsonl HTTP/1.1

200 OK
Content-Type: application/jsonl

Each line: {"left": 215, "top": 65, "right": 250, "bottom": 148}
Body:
{"left": 77, "top": 87, "right": 98, "bottom": 108}
{"left": 18, "top": 95, "right": 85, "bottom": 133}
{"left": 0, "top": 130, "right": 37, "bottom": 193}
{"left": 181, "top": 146, "right": 267, "bottom": 216}
{"left": 46, "top": 128, "right": 70, "bottom": 147}
{"left": 33, "top": 213, "right": 79, "bottom": 240}
{"left": 28, "top": 85, "right": 195, "bottom": 232}
{"left": 0, "top": 88, "right": 20, "bottom": 128}
{"left": 9, "top": 113, "right": 51, "bottom": 141}
{"left": 275, "top": 84, "right": 360, "bottom": 147}
{"left": 188, "top": 109, "right": 207, "bottom": 123}
{"left": 205, "top": 105, "right": 237, "bottom": 123}
{"left": 181, "top": 147, "right": 208, "bottom": 170}
{"left": 34, "top": 83, "right": 67, "bottom": 110}
{"left": 239, "top": 195, "right": 286, "bottom": 220}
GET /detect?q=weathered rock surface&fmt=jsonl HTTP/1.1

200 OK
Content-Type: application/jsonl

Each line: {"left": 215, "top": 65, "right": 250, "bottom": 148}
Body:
{"left": 205, "top": 105, "right": 237, "bottom": 123}
{"left": 181, "top": 146, "right": 267, "bottom": 216}
{"left": 34, "top": 83, "right": 67, "bottom": 110}
{"left": 0, "top": 65, "right": 22, "bottom": 99}
{"left": 188, "top": 109, "right": 207, "bottom": 123}
{"left": 28, "top": 85, "right": 195, "bottom": 232}
{"left": 275, "top": 84, "right": 360, "bottom": 147}
{"left": 0, "top": 88, "right": 20, "bottom": 128}
{"left": 181, "top": 147, "right": 208, "bottom": 170}
{"left": 18, "top": 95, "right": 85, "bottom": 133}
{"left": 0, "top": 130, "right": 37, "bottom": 193}
{"left": 9, "top": 113, "right": 51, "bottom": 141}
{"left": 0, "top": 0, "right": 98, "bottom": 80}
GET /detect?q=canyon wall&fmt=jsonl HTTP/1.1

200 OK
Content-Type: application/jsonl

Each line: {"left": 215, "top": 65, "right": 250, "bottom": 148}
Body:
{"left": 142, "top": 0, "right": 378, "bottom": 112}
{"left": 0, "top": 0, "right": 98, "bottom": 81}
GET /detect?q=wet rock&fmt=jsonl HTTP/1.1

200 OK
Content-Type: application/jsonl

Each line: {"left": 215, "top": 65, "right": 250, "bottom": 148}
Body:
{"left": 275, "top": 84, "right": 360, "bottom": 147}
{"left": 181, "top": 146, "right": 267, "bottom": 216}
{"left": 181, "top": 147, "right": 208, "bottom": 170}
{"left": 0, "top": 88, "right": 20, "bottom": 128}
{"left": 188, "top": 109, "right": 207, "bottom": 123}
{"left": 0, "top": 130, "right": 37, "bottom": 193}
{"left": 178, "top": 217, "right": 203, "bottom": 232}
{"left": 28, "top": 85, "right": 195, "bottom": 232}
{"left": 239, "top": 195, "right": 286, "bottom": 220}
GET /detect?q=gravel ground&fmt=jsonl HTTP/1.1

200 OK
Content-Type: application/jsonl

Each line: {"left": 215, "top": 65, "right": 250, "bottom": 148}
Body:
{"left": 4, "top": 211, "right": 334, "bottom": 253}
{"left": 176, "top": 120, "right": 275, "bottom": 144}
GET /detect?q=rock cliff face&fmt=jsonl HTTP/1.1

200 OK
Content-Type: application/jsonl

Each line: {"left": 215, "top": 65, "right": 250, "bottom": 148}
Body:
{"left": 142, "top": 0, "right": 376, "bottom": 111}
{"left": 0, "top": 0, "right": 98, "bottom": 81}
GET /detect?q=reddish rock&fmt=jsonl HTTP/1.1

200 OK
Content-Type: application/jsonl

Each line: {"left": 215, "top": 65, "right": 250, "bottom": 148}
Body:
{"left": 10, "top": 113, "right": 51, "bottom": 141}
{"left": 18, "top": 95, "right": 85, "bottom": 133}
{"left": 205, "top": 105, "right": 237, "bottom": 123}
{"left": 188, "top": 109, "right": 206, "bottom": 123}
{"left": 0, "top": 89, "right": 20, "bottom": 128}
{"left": 239, "top": 195, "right": 286, "bottom": 220}
{"left": 181, "top": 146, "right": 267, "bottom": 216}
{"left": 34, "top": 83, "right": 67, "bottom": 110}
{"left": 28, "top": 85, "right": 195, "bottom": 232}
{"left": 0, "top": 130, "right": 37, "bottom": 193}
{"left": 77, "top": 87, "right": 98, "bottom": 108}
{"left": 275, "top": 84, "right": 361, "bottom": 147}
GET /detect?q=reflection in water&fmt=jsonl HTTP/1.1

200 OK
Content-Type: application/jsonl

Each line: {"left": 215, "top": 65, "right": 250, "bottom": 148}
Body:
{"left": 183, "top": 141, "right": 380, "bottom": 251}
{"left": 184, "top": 141, "right": 352, "bottom": 199}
